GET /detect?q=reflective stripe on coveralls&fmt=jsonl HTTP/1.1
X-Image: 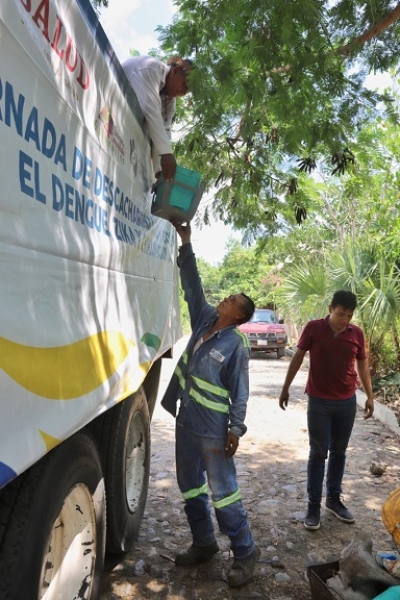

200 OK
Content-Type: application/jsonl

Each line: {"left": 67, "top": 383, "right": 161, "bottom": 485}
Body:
{"left": 175, "top": 364, "right": 186, "bottom": 389}
{"left": 234, "top": 328, "right": 250, "bottom": 347}
{"left": 192, "top": 376, "right": 229, "bottom": 399}
{"left": 182, "top": 483, "right": 242, "bottom": 509}
{"left": 182, "top": 483, "right": 208, "bottom": 500}
{"left": 173, "top": 352, "right": 230, "bottom": 414}
{"left": 174, "top": 351, "right": 188, "bottom": 388}
{"left": 213, "top": 488, "right": 242, "bottom": 509}
{"left": 189, "top": 388, "right": 229, "bottom": 413}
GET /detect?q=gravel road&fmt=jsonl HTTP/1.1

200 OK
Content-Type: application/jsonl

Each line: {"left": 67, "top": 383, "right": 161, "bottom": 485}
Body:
{"left": 100, "top": 337, "right": 400, "bottom": 600}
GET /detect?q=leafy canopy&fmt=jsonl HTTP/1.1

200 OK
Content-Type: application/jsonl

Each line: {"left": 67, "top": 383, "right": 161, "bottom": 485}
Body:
{"left": 157, "top": 0, "right": 400, "bottom": 233}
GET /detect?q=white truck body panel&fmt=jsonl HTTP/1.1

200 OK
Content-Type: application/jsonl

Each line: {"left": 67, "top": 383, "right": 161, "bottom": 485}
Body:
{"left": 0, "top": 0, "right": 181, "bottom": 488}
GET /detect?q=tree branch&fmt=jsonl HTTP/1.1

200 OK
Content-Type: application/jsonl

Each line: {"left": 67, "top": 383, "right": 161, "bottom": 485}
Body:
{"left": 339, "top": 1, "right": 400, "bottom": 56}
{"left": 269, "top": 2, "right": 400, "bottom": 74}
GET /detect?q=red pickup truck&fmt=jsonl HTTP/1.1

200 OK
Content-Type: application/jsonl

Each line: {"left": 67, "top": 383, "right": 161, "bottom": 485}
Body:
{"left": 238, "top": 308, "right": 288, "bottom": 359}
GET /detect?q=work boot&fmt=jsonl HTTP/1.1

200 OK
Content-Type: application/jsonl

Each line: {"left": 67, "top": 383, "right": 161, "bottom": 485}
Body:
{"left": 175, "top": 541, "right": 220, "bottom": 566}
{"left": 227, "top": 545, "right": 261, "bottom": 587}
{"left": 304, "top": 502, "right": 321, "bottom": 530}
{"left": 325, "top": 494, "right": 355, "bottom": 523}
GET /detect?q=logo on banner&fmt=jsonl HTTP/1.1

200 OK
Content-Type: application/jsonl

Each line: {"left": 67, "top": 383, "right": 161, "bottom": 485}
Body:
{"left": 95, "top": 106, "right": 125, "bottom": 163}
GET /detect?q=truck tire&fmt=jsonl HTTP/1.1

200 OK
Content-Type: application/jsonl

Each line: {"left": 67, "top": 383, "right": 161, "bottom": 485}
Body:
{"left": 277, "top": 347, "right": 286, "bottom": 359}
{"left": 0, "top": 431, "right": 106, "bottom": 600}
{"left": 91, "top": 388, "right": 151, "bottom": 554}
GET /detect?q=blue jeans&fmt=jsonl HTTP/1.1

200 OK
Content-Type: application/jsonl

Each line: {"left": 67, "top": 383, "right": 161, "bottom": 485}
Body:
{"left": 175, "top": 423, "right": 255, "bottom": 559}
{"left": 307, "top": 395, "right": 357, "bottom": 505}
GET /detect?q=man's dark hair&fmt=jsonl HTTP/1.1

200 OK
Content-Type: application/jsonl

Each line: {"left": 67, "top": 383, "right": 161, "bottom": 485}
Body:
{"left": 331, "top": 290, "right": 357, "bottom": 311}
{"left": 238, "top": 293, "right": 255, "bottom": 325}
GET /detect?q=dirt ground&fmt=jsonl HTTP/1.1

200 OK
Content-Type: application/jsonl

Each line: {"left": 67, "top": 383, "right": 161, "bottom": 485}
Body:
{"left": 100, "top": 339, "right": 400, "bottom": 600}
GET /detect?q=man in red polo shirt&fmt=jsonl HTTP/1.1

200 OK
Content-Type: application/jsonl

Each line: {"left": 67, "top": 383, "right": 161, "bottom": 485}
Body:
{"left": 279, "top": 290, "right": 374, "bottom": 530}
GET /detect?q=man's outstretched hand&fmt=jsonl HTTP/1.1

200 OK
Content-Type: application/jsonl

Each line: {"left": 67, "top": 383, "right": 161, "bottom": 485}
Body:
{"left": 170, "top": 219, "right": 191, "bottom": 245}
{"left": 161, "top": 153, "right": 177, "bottom": 181}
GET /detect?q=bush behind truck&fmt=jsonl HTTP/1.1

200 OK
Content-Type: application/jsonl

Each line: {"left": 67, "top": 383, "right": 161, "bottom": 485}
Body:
{"left": 0, "top": 1, "right": 181, "bottom": 598}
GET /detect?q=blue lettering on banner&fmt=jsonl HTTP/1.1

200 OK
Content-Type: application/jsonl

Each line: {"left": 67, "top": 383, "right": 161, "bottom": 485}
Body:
{"left": 0, "top": 80, "right": 67, "bottom": 171}
{"left": 2, "top": 77, "right": 173, "bottom": 259}
{"left": 52, "top": 174, "right": 111, "bottom": 237}
{"left": 113, "top": 216, "right": 171, "bottom": 261}
{"left": 19, "top": 150, "right": 46, "bottom": 204}
{"left": 113, "top": 216, "right": 142, "bottom": 245}
{"left": 72, "top": 146, "right": 92, "bottom": 190}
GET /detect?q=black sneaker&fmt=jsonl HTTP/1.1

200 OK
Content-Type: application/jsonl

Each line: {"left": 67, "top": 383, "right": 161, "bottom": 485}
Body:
{"left": 325, "top": 494, "right": 355, "bottom": 523}
{"left": 304, "top": 503, "right": 321, "bottom": 530}
{"left": 175, "top": 541, "right": 220, "bottom": 566}
{"left": 227, "top": 545, "right": 261, "bottom": 587}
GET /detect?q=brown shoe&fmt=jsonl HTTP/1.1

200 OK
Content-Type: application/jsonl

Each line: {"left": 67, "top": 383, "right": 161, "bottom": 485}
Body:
{"left": 175, "top": 541, "right": 220, "bottom": 566}
{"left": 227, "top": 545, "right": 260, "bottom": 587}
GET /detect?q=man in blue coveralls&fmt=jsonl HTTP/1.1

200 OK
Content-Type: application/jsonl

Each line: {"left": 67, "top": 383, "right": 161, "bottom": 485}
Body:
{"left": 162, "top": 221, "right": 260, "bottom": 588}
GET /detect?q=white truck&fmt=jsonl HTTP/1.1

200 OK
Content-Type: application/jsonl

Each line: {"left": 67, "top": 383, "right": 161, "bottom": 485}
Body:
{"left": 0, "top": 1, "right": 182, "bottom": 598}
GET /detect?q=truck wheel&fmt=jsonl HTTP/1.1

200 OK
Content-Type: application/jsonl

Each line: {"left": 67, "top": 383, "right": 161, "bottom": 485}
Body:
{"left": 91, "top": 388, "right": 151, "bottom": 554}
{"left": 277, "top": 347, "right": 286, "bottom": 359}
{"left": 0, "top": 431, "right": 106, "bottom": 600}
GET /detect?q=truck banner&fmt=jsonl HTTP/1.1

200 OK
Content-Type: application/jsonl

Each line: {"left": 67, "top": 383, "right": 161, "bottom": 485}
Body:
{"left": 0, "top": 0, "right": 182, "bottom": 488}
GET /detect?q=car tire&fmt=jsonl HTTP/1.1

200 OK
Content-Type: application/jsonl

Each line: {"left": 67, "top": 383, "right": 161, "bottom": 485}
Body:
{"left": 0, "top": 431, "right": 106, "bottom": 600}
{"left": 90, "top": 388, "right": 150, "bottom": 554}
{"left": 277, "top": 347, "right": 286, "bottom": 359}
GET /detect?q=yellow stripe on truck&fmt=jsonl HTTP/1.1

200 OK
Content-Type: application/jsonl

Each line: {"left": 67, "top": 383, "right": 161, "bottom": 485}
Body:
{"left": 0, "top": 331, "right": 136, "bottom": 400}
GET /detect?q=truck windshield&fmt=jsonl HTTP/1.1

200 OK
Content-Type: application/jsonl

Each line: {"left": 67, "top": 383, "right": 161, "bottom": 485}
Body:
{"left": 250, "top": 311, "right": 277, "bottom": 324}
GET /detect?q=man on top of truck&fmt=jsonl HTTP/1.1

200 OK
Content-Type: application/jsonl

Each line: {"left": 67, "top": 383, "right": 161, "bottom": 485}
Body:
{"left": 122, "top": 55, "right": 193, "bottom": 182}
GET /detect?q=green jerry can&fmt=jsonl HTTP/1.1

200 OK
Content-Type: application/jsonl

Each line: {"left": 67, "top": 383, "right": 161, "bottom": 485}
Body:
{"left": 151, "top": 165, "right": 206, "bottom": 222}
